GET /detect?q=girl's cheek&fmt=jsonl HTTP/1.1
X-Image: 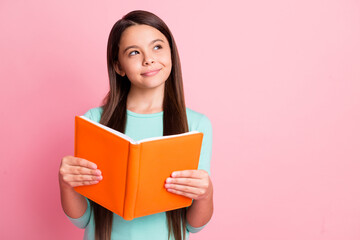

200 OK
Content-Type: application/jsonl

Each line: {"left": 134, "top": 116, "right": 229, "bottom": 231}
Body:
{"left": 158, "top": 56, "right": 171, "bottom": 68}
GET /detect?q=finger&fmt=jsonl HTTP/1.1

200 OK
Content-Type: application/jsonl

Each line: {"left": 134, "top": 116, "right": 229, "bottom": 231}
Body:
{"left": 166, "top": 177, "right": 202, "bottom": 187}
{"left": 171, "top": 170, "right": 206, "bottom": 178}
{"left": 70, "top": 166, "right": 102, "bottom": 176}
{"left": 65, "top": 174, "right": 103, "bottom": 182}
{"left": 67, "top": 157, "right": 97, "bottom": 169}
{"left": 71, "top": 180, "right": 100, "bottom": 187}
{"left": 165, "top": 183, "right": 199, "bottom": 195}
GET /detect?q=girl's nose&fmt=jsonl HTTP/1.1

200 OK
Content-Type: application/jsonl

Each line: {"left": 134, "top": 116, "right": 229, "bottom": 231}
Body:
{"left": 145, "top": 60, "right": 154, "bottom": 65}
{"left": 143, "top": 54, "right": 155, "bottom": 65}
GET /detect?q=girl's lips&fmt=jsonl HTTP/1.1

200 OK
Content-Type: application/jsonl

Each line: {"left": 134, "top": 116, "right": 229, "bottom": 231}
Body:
{"left": 141, "top": 69, "right": 161, "bottom": 77}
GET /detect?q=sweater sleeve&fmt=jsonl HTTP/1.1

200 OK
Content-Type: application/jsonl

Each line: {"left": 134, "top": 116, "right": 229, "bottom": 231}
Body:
{"left": 83, "top": 108, "right": 93, "bottom": 119}
{"left": 196, "top": 114, "right": 213, "bottom": 176}
{"left": 82, "top": 107, "right": 103, "bottom": 123}
{"left": 186, "top": 114, "right": 213, "bottom": 233}
{"left": 65, "top": 198, "right": 92, "bottom": 229}
{"left": 65, "top": 108, "right": 98, "bottom": 228}
{"left": 186, "top": 221, "right": 209, "bottom": 233}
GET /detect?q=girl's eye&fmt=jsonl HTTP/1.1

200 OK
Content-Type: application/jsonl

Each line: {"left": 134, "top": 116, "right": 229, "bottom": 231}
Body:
{"left": 128, "top": 45, "right": 162, "bottom": 56}
{"left": 129, "top": 50, "right": 139, "bottom": 56}
{"left": 154, "top": 45, "right": 162, "bottom": 50}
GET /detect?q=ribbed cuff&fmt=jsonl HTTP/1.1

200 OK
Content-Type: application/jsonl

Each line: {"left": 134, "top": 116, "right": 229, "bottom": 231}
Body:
{"left": 65, "top": 198, "right": 91, "bottom": 229}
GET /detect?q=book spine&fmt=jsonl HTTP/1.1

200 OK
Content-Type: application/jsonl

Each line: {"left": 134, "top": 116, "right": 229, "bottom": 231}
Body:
{"left": 74, "top": 117, "right": 79, "bottom": 157}
{"left": 123, "top": 143, "right": 141, "bottom": 221}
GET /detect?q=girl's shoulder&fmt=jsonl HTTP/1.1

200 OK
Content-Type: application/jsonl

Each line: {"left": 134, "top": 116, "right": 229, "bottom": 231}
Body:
{"left": 82, "top": 106, "right": 103, "bottom": 123}
{"left": 186, "top": 107, "right": 212, "bottom": 133}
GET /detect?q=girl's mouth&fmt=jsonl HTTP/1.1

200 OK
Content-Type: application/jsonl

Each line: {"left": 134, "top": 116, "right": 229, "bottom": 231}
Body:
{"left": 141, "top": 69, "right": 161, "bottom": 77}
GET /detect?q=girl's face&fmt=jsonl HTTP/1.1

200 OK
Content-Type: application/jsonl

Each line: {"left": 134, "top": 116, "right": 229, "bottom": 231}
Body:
{"left": 116, "top": 24, "right": 172, "bottom": 91}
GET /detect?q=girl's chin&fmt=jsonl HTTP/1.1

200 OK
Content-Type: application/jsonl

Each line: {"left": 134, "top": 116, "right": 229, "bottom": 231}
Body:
{"left": 130, "top": 81, "right": 166, "bottom": 91}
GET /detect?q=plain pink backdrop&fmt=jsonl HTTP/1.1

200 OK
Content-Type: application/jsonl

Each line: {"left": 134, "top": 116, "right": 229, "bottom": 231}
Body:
{"left": 1, "top": 0, "right": 360, "bottom": 239}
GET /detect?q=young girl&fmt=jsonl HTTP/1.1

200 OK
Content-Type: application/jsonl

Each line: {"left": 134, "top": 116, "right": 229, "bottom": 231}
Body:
{"left": 59, "top": 10, "right": 213, "bottom": 240}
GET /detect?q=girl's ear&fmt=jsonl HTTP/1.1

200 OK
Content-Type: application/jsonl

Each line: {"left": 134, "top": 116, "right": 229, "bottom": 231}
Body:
{"left": 114, "top": 62, "right": 126, "bottom": 77}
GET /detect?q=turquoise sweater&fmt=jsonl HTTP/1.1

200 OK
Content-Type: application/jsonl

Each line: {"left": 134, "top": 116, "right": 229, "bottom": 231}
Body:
{"left": 66, "top": 107, "right": 213, "bottom": 240}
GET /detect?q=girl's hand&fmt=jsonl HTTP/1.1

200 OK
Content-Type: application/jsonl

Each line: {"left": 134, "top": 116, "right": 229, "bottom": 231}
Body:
{"left": 59, "top": 156, "right": 103, "bottom": 188}
{"left": 164, "top": 170, "right": 212, "bottom": 200}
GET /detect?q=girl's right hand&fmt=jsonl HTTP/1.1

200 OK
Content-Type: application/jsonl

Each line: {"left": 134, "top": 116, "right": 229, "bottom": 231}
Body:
{"left": 59, "top": 156, "right": 103, "bottom": 188}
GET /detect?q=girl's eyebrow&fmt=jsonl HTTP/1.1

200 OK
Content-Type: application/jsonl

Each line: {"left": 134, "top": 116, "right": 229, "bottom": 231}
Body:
{"left": 123, "top": 39, "right": 165, "bottom": 54}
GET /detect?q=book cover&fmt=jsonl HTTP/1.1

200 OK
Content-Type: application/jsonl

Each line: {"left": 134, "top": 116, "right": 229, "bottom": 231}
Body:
{"left": 74, "top": 116, "right": 203, "bottom": 220}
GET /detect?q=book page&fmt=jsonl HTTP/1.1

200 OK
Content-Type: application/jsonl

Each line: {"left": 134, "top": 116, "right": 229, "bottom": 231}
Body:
{"left": 79, "top": 116, "right": 199, "bottom": 144}
{"left": 137, "top": 131, "right": 200, "bottom": 143}
{"left": 80, "top": 116, "right": 137, "bottom": 144}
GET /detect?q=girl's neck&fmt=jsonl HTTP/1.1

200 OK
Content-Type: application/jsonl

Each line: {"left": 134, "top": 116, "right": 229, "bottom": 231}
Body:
{"left": 126, "top": 85, "right": 164, "bottom": 114}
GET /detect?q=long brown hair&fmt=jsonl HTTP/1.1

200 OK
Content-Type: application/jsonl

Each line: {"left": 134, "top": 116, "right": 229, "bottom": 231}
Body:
{"left": 89, "top": 10, "right": 189, "bottom": 240}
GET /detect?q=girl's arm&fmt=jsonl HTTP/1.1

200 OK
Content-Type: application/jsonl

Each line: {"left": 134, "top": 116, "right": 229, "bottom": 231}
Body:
{"left": 186, "top": 177, "right": 213, "bottom": 227}
{"left": 59, "top": 156, "right": 102, "bottom": 218}
{"left": 59, "top": 178, "right": 88, "bottom": 218}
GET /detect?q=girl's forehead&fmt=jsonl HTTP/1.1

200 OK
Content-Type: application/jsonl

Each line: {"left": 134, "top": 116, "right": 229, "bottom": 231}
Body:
{"left": 119, "top": 24, "right": 168, "bottom": 47}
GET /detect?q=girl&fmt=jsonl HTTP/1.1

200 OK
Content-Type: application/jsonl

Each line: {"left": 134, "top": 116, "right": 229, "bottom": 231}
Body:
{"left": 59, "top": 10, "right": 213, "bottom": 240}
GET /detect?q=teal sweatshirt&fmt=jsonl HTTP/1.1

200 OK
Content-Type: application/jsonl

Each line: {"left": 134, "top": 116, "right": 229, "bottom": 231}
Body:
{"left": 66, "top": 107, "right": 213, "bottom": 240}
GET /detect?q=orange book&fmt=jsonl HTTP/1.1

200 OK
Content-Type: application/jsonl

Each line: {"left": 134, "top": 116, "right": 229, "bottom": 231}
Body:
{"left": 74, "top": 116, "right": 203, "bottom": 220}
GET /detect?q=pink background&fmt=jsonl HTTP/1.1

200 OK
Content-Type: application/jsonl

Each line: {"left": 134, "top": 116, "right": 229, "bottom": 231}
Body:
{"left": 1, "top": 0, "right": 360, "bottom": 239}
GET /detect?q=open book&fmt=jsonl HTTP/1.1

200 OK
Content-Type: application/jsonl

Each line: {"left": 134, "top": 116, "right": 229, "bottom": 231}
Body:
{"left": 74, "top": 116, "right": 203, "bottom": 220}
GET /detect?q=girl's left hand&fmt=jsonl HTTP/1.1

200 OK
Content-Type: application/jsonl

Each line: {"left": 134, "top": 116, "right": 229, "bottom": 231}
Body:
{"left": 164, "top": 169, "right": 212, "bottom": 200}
